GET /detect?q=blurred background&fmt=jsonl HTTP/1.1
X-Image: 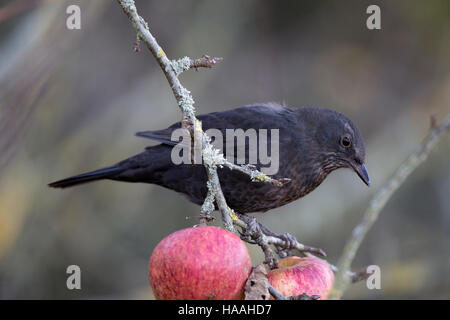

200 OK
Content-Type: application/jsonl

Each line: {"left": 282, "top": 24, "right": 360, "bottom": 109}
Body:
{"left": 0, "top": 0, "right": 449, "bottom": 299}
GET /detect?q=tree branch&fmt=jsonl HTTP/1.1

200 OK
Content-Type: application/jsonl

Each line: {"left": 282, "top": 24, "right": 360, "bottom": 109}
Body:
{"left": 330, "top": 115, "right": 450, "bottom": 299}
{"left": 117, "top": 0, "right": 196, "bottom": 125}
{"left": 190, "top": 55, "right": 224, "bottom": 70}
{"left": 116, "top": 0, "right": 297, "bottom": 245}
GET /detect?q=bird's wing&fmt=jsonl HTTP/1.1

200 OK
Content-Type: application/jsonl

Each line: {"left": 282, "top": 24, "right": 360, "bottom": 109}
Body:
{"left": 198, "top": 103, "right": 292, "bottom": 131}
{"left": 136, "top": 104, "right": 297, "bottom": 163}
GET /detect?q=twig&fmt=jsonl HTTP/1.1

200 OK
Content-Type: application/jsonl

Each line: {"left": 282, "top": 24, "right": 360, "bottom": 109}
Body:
{"left": 117, "top": 0, "right": 292, "bottom": 238}
{"left": 117, "top": 0, "right": 196, "bottom": 125}
{"left": 190, "top": 55, "right": 224, "bottom": 70}
{"left": 168, "top": 55, "right": 224, "bottom": 76}
{"left": 268, "top": 284, "right": 286, "bottom": 300}
{"left": 225, "top": 163, "right": 291, "bottom": 187}
{"left": 118, "top": 0, "right": 237, "bottom": 232}
{"left": 349, "top": 267, "right": 374, "bottom": 284}
{"left": 268, "top": 284, "right": 320, "bottom": 300}
{"left": 331, "top": 115, "right": 450, "bottom": 299}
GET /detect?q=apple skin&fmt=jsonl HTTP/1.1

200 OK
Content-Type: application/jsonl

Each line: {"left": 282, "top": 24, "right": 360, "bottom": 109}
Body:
{"left": 268, "top": 256, "right": 334, "bottom": 300}
{"left": 149, "top": 226, "right": 252, "bottom": 300}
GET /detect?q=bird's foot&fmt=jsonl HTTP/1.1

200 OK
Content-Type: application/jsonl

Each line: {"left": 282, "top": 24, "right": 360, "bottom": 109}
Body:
{"left": 239, "top": 217, "right": 279, "bottom": 269}
{"left": 236, "top": 215, "right": 325, "bottom": 268}
{"left": 276, "top": 233, "right": 297, "bottom": 257}
{"left": 239, "top": 217, "right": 262, "bottom": 241}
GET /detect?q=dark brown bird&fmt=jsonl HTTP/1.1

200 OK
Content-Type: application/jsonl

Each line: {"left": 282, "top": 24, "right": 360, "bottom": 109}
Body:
{"left": 49, "top": 103, "right": 369, "bottom": 213}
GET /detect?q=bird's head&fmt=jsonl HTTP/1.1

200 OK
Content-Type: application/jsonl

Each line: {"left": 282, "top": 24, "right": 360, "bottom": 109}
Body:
{"left": 301, "top": 107, "right": 370, "bottom": 186}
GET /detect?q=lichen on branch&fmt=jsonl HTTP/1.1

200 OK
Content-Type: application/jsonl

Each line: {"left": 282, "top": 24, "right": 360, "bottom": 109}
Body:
{"left": 116, "top": 0, "right": 293, "bottom": 238}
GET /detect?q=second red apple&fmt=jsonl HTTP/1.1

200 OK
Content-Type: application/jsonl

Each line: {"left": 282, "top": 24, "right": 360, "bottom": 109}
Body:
{"left": 268, "top": 256, "right": 334, "bottom": 299}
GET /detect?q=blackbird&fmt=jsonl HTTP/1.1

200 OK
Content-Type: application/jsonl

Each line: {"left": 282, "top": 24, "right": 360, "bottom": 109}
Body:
{"left": 49, "top": 103, "right": 369, "bottom": 213}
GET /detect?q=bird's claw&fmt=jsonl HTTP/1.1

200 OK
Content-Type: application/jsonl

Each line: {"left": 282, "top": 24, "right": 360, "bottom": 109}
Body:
{"left": 240, "top": 217, "right": 262, "bottom": 240}
{"left": 280, "top": 233, "right": 298, "bottom": 249}
{"left": 276, "top": 233, "right": 297, "bottom": 257}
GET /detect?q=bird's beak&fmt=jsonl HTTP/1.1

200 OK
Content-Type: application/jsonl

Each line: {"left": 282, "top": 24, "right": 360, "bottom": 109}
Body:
{"left": 351, "top": 162, "right": 370, "bottom": 186}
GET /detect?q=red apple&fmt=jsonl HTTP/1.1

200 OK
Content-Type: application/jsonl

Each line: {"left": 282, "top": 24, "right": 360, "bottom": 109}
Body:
{"left": 268, "top": 256, "right": 334, "bottom": 300}
{"left": 149, "top": 226, "right": 252, "bottom": 300}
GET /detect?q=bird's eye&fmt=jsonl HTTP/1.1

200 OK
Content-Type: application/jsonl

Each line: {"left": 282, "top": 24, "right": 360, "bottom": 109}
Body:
{"left": 340, "top": 135, "right": 352, "bottom": 148}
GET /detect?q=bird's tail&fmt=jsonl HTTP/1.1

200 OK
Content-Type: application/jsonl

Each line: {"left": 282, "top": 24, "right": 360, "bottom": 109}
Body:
{"left": 48, "top": 166, "right": 123, "bottom": 189}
